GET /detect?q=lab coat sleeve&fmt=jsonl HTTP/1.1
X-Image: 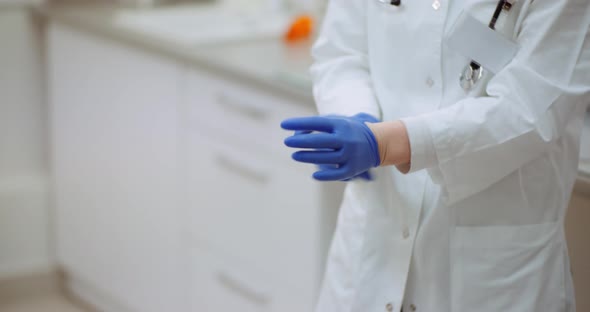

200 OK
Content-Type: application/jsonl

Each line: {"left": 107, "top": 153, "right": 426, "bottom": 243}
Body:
{"left": 310, "top": 0, "right": 382, "bottom": 119}
{"left": 402, "top": 0, "right": 590, "bottom": 205}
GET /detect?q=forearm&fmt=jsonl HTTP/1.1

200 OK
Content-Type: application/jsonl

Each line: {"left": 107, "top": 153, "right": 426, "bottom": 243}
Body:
{"left": 367, "top": 121, "right": 411, "bottom": 173}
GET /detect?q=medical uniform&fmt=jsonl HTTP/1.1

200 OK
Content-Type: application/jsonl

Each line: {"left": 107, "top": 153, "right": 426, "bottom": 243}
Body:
{"left": 310, "top": 0, "right": 590, "bottom": 311}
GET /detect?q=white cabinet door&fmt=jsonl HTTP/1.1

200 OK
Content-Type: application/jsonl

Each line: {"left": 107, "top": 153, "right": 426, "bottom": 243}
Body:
{"left": 186, "top": 128, "right": 320, "bottom": 302}
{"left": 185, "top": 70, "right": 316, "bottom": 159}
{"left": 182, "top": 69, "right": 326, "bottom": 306}
{"left": 49, "top": 23, "right": 188, "bottom": 312}
{"left": 190, "top": 246, "right": 313, "bottom": 312}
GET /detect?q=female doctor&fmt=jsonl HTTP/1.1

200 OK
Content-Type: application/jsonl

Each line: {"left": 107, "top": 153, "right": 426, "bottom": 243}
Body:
{"left": 281, "top": 0, "right": 590, "bottom": 311}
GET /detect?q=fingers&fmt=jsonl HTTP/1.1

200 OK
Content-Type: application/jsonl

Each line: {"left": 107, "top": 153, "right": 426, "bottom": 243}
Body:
{"left": 280, "top": 115, "right": 372, "bottom": 182}
{"left": 281, "top": 117, "right": 335, "bottom": 133}
{"left": 284, "top": 133, "right": 342, "bottom": 149}
{"left": 294, "top": 130, "right": 313, "bottom": 135}
{"left": 314, "top": 169, "right": 372, "bottom": 181}
{"left": 313, "top": 166, "right": 351, "bottom": 181}
{"left": 292, "top": 150, "right": 344, "bottom": 164}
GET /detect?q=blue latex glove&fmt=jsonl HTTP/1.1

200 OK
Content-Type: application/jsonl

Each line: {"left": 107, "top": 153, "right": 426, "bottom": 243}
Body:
{"left": 281, "top": 114, "right": 381, "bottom": 181}
{"left": 345, "top": 113, "right": 379, "bottom": 180}
{"left": 324, "top": 113, "right": 379, "bottom": 181}
{"left": 293, "top": 113, "right": 379, "bottom": 181}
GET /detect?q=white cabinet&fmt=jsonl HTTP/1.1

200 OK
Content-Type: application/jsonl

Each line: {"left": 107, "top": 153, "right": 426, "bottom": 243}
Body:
{"left": 187, "top": 130, "right": 319, "bottom": 284}
{"left": 183, "top": 71, "right": 335, "bottom": 310}
{"left": 190, "top": 247, "right": 311, "bottom": 312}
{"left": 49, "top": 20, "right": 341, "bottom": 312}
{"left": 48, "top": 23, "right": 188, "bottom": 312}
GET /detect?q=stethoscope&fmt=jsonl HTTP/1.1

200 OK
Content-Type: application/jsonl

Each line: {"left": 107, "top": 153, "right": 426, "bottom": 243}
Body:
{"left": 377, "top": 0, "right": 515, "bottom": 91}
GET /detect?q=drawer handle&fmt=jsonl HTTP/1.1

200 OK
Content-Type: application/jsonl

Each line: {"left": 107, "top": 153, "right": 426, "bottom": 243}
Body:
{"left": 217, "top": 93, "right": 268, "bottom": 121}
{"left": 215, "top": 154, "right": 269, "bottom": 185}
{"left": 216, "top": 272, "right": 270, "bottom": 306}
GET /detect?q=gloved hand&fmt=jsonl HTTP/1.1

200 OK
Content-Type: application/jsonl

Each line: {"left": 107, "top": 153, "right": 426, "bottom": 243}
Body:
{"left": 281, "top": 114, "right": 381, "bottom": 181}
{"left": 327, "top": 113, "right": 380, "bottom": 180}
{"left": 293, "top": 113, "right": 379, "bottom": 181}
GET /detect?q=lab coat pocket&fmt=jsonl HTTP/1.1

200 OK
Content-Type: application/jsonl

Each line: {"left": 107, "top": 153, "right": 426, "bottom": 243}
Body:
{"left": 446, "top": 12, "right": 518, "bottom": 75}
{"left": 451, "top": 222, "right": 566, "bottom": 312}
{"left": 459, "top": 0, "right": 525, "bottom": 38}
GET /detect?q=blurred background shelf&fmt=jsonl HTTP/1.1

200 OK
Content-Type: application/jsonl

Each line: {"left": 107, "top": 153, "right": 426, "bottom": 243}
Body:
{"left": 113, "top": 2, "right": 293, "bottom": 45}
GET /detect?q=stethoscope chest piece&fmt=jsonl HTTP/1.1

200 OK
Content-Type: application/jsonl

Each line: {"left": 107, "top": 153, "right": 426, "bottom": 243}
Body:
{"left": 460, "top": 62, "right": 484, "bottom": 91}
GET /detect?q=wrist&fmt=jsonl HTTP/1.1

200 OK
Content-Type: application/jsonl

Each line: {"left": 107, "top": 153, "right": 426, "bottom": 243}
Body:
{"left": 367, "top": 120, "right": 411, "bottom": 169}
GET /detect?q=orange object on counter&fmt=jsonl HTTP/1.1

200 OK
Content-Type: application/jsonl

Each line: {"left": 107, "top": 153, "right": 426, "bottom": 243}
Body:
{"left": 285, "top": 15, "right": 314, "bottom": 43}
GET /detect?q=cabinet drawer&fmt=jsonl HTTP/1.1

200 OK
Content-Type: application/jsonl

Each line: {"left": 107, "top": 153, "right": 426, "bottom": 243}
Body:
{"left": 187, "top": 130, "right": 321, "bottom": 293}
{"left": 190, "top": 247, "right": 313, "bottom": 312}
{"left": 186, "top": 70, "right": 316, "bottom": 156}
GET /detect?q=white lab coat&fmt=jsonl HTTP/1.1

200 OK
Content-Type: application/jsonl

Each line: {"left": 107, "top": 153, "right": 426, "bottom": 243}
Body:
{"left": 311, "top": 0, "right": 590, "bottom": 311}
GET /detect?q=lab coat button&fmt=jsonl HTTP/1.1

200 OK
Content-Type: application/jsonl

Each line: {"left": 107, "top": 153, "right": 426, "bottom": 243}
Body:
{"left": 432, "top": 0, "right": 441, "bottom": 10}
{"left": 410, "top": 304, "right": 417, "bottom": 311}
{"left": 386, "top": 303, "right": 394, "bottom": 312}
{"left": 426, "top": 77, "right": 435, "bottom": 87}
{"left": 402, "top": 228, "right": 410, "bottom": 239}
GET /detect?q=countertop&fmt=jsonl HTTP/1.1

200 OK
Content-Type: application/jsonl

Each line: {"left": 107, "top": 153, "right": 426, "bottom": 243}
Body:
{"left": 37, "top": 4, "right": 590, "bottom": 190}
{"left": 37, "top": 4, "right": 316, "bottom": 104}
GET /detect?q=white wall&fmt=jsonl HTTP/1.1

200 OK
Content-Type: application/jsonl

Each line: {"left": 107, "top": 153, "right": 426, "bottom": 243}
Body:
{"left": 0, "top": 8, "right": 51, "bottom": 278}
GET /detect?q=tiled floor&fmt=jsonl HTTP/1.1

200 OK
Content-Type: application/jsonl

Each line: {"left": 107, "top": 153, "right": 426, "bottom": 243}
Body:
{"left": 0, "top": 292, "right": 88, "bottom": 312}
